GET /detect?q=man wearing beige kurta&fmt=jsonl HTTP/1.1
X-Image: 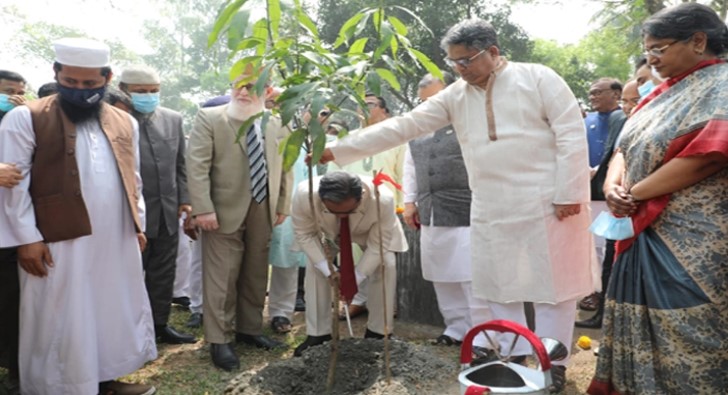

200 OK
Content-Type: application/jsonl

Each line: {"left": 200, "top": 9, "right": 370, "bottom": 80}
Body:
{"left": 187, "top": 70, "right": 292, "bottom": 371}
{"left": 290, "top": 172, "right": 407, "bottom": 356}
{"left": 318, "top": 19, "right": 596, "bottom": 392}
{"left": 328, "top": 94, "right": 404, "bottom": 318}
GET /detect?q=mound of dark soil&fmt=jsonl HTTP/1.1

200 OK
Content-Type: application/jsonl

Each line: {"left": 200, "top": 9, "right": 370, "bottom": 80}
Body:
{"left": 225, "top": 338, "right": 458, "bottom": 395}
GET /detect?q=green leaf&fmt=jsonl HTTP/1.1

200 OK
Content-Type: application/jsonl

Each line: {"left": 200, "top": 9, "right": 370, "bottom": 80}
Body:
{"left": 253, "top": 63, "right": 274, "bottom": 97}
{"left": 234, "top": 111, "right": 264, "bottom": 144}
{"left": 281, "top": 129, "right": 306, "bottom": 171}
{"left": 373, "top": 22, "right": 394, "bottom": 60}
{"left": 310, "top": 130, "right": 327, "bottom": 165}
{"left": 334, "top": 13, "right": 365, "bottom": 49}
{"left": 354, "top": 11, "right": 372, "bottom": 37}
{"left": 391, "top": 5, "right": 433, "bottom": 37}
{"left": 366, "top": 70, "right": 382, "bottom": 97}
{"left": 387, "top": 15, "right": 408, "bottom": 36}
{"left": 226, "top": 9, "right": 252, "bottom": 50}
{"left": 234, "top": 37, "right": 266, "bottom": 52}
{"left": 278, "top": 82, "right": 319, "bottom": 126}
{"left": 267, "top": 0, "right": 281, "bottom": 41}
{"left": 251, "top": 19, "right": 269, "bottom": 56}
{"left": 372, "top": 8, "right": 382, "bottom": 34}
{"left": 348, "top": 38, "right": 369, "bottom": 56}
{"left": 260, "top": 110, "right": 271, "bottom": 139}
{"left": 229, "top": 56, "right": 262, "bottom": 81}
{"left": 294, "top": 1, "right": 319, "bottom": 41}
{"left": 375, "top": 68, "right": 400, "bottom": 91}
{"left": 408, "top": 48, "right": 443, "bottom": 80}
{"left": 208, "top": 0, "right": 247, "bottom": 48}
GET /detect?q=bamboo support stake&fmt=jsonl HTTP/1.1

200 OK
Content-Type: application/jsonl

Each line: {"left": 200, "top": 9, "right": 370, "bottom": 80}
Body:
{"left": 372, "top": 170, "right": 392, "bottom": 384}
{"left": 305, "top": 161, "right": 340, "bottom": 393}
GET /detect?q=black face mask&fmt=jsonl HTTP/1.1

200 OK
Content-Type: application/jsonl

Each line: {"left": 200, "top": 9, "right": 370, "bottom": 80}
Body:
{"left": 56, "top": 84, "right": 106, "bottom": 108}
{"left": 58, "top": 92, "right": 103, "bottom": 124}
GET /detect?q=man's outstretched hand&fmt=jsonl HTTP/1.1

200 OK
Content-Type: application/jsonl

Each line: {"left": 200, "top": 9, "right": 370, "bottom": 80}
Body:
{"left": 305, "top": 148, "right": 335, "bottom": 165}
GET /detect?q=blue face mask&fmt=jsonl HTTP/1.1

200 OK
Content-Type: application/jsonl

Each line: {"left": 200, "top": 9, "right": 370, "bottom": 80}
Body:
{"left": 589, "top": 211, "right": 635, "bottom": 240}
{"left": 637, "top": 80, "right": 656, "bottom": 98}
{"left": 57, "top": 84, "right": 106, "bottom": 108}
{"left": 130, "top": 92, "right": 160, "bottom": 114}
{"left": 0, "top": 94, "right": 15, "bottom": 112}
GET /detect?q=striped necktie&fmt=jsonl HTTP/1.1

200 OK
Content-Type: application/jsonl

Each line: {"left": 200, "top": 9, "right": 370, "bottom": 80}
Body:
{"left": 246, "top": 124, "right": 267, "bottom": 203}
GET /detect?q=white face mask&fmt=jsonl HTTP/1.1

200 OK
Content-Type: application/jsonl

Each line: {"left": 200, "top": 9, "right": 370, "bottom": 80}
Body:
{"left": 638, "top": 80, "right": 656, "bottom": 98}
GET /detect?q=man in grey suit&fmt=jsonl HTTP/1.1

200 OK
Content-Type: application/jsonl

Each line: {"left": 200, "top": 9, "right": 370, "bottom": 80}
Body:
{"left": 186, "top": 66, "right": 292, "bottom": 371}
{"left": 120, "top": 66, "right": 195, "bottom": 344}
{"left": 577, "top": 77, "right": 627, "bottom": 329}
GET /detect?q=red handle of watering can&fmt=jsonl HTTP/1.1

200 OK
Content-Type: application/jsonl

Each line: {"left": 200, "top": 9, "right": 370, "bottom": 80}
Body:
{"left": 459, "top": 319, "right": 551, "bottom": 371}
{"left": 465, "top": 385, "right": 491, "bottom": 394}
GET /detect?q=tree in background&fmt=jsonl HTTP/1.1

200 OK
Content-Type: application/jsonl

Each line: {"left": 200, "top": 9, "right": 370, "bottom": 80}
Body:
{"left": 316, "top": 0, "right": 533, "bottom": 110}
{"left": 531, "top": 26, "right": 633, "bottom": 105}
{"left": 140, "top": 0, "right": 232, "bottom": 126}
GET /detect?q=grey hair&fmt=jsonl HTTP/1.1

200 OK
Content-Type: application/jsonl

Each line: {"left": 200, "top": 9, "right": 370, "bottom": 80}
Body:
{"left": 418, "top": 71, "right": 456, "bottom": 89}
{"left": 642, "top": 2, "right": 728, "bottom": 56}
{"left": 318, "top": 171, "right": 363, "bottom": 203}
{"left": 440, "top": 18, "right": 499, "bottom": 52}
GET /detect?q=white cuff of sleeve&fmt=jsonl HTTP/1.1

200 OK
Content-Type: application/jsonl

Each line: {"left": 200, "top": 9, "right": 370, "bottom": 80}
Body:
{"left": 314, "top": 260, "right": 332, "bottom": 278}
{"left": 355, "top": 269, "right": 366, "bottom": 285}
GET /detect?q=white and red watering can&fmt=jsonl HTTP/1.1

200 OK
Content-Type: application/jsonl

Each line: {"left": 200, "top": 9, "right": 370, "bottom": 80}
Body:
{"left": 459, "top": 320, "right": 567, "bottom": 395}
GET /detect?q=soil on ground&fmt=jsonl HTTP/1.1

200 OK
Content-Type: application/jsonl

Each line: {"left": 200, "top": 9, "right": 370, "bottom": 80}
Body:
{"left": 225, "top": 338, "right": 457, "bottom": 395}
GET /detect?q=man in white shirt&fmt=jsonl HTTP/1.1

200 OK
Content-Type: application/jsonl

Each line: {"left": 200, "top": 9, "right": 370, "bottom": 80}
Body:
{"left": 316, "top": 19, "right": 596, "bottom": 393}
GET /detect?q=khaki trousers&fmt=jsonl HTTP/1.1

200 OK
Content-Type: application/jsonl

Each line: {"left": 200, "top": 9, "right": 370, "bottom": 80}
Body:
{"left": 306, "top": 250, "right": 396, "bottom": 336}
{"left": 202, "top": 199, "right": 272, "bottom": 343}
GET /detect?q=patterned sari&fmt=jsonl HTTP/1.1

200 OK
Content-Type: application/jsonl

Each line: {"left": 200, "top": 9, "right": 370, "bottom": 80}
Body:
{"left": 588, "top": 60, "right": 728, "bottom": 394}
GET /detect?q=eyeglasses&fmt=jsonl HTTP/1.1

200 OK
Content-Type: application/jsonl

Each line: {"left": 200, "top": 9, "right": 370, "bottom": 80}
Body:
{"left": 444, "top": 49, "right": 486, "bottom": 69}
{"left": 618, "top": 98, "right": 641, "bottom": 106}
{"left": 322, "top": 198, "right": 361, "bottom": 215}
{"left": 230, "top": 82, "right": 255, "bottom": 91}
{"left": 643, "top": 40, "right": 680, "bottom": 58}
{"left": 617, "top": 97, "right": 640, "bottom": 106}
{"left": 588, "top": 88, "right": 614, "bottom": 96}
{"left": 365, "top": 102, "right": 380, "bottom": 108}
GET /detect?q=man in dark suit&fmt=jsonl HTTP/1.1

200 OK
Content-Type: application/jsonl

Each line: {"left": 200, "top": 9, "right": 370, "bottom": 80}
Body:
{"left": 577, "top": 78, "right": 627, "bottom": 328}
{"left": 120, "top": 65, "right": 195, "bottom": 344}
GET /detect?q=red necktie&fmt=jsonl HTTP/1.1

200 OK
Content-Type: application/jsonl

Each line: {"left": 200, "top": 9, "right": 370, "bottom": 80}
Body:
{"left": 338, "top": 216, "right": 357, "bottom": 304}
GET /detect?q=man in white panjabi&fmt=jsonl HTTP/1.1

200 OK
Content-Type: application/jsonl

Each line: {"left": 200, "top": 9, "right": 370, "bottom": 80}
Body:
{"left": 318, "top": 19, "right": 596, "bottom": 393}
{"left": 0, "top": 38, "right": 157, "bottom": 395}
{"left": 402, "top": 72, "right": 491, "bottom": 347}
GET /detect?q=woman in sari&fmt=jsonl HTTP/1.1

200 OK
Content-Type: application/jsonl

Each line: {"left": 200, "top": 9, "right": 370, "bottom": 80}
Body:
{"left": 588, "top": 3, "right": 728, "bottom": 394}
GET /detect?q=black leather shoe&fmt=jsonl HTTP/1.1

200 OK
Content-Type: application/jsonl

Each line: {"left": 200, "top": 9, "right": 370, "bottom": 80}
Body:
{"left": 210, "top": 343, "right": 239, "bottom": 371}
{"left": 364, "top": 328, "right": 392, "bottom": 340}
{"left": 235, "top": 333, "right": 288, "bottom": 350}
{"left": 186, "top": 312, "right": 203, "bottom": 328}
{"left": 156, "top": 325, "right": 197, "bottom": 344}
{"left": 575, "top": 311, "right": 603, "bottom": 329}
{"left": 171, "top": 296, "right": 191, "bottom": 308}
{"left": 294, "top": 334, "right": 332, "bottom": 357}
{"left": 294, "top": 295, "right": 306, "bottom": 312}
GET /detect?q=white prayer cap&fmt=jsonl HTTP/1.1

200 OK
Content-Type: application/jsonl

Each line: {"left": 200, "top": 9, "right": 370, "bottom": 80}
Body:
{"left": 120, "top": 65, "right": 161, "bottom": 85}
{"left": 53, "top": 37, "right": 110, "bottom": 68}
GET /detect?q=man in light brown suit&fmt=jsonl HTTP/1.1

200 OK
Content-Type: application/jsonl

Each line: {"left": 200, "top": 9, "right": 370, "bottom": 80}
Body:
{"left": 186, "top": 67, "right": 292, "bottom": 371}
